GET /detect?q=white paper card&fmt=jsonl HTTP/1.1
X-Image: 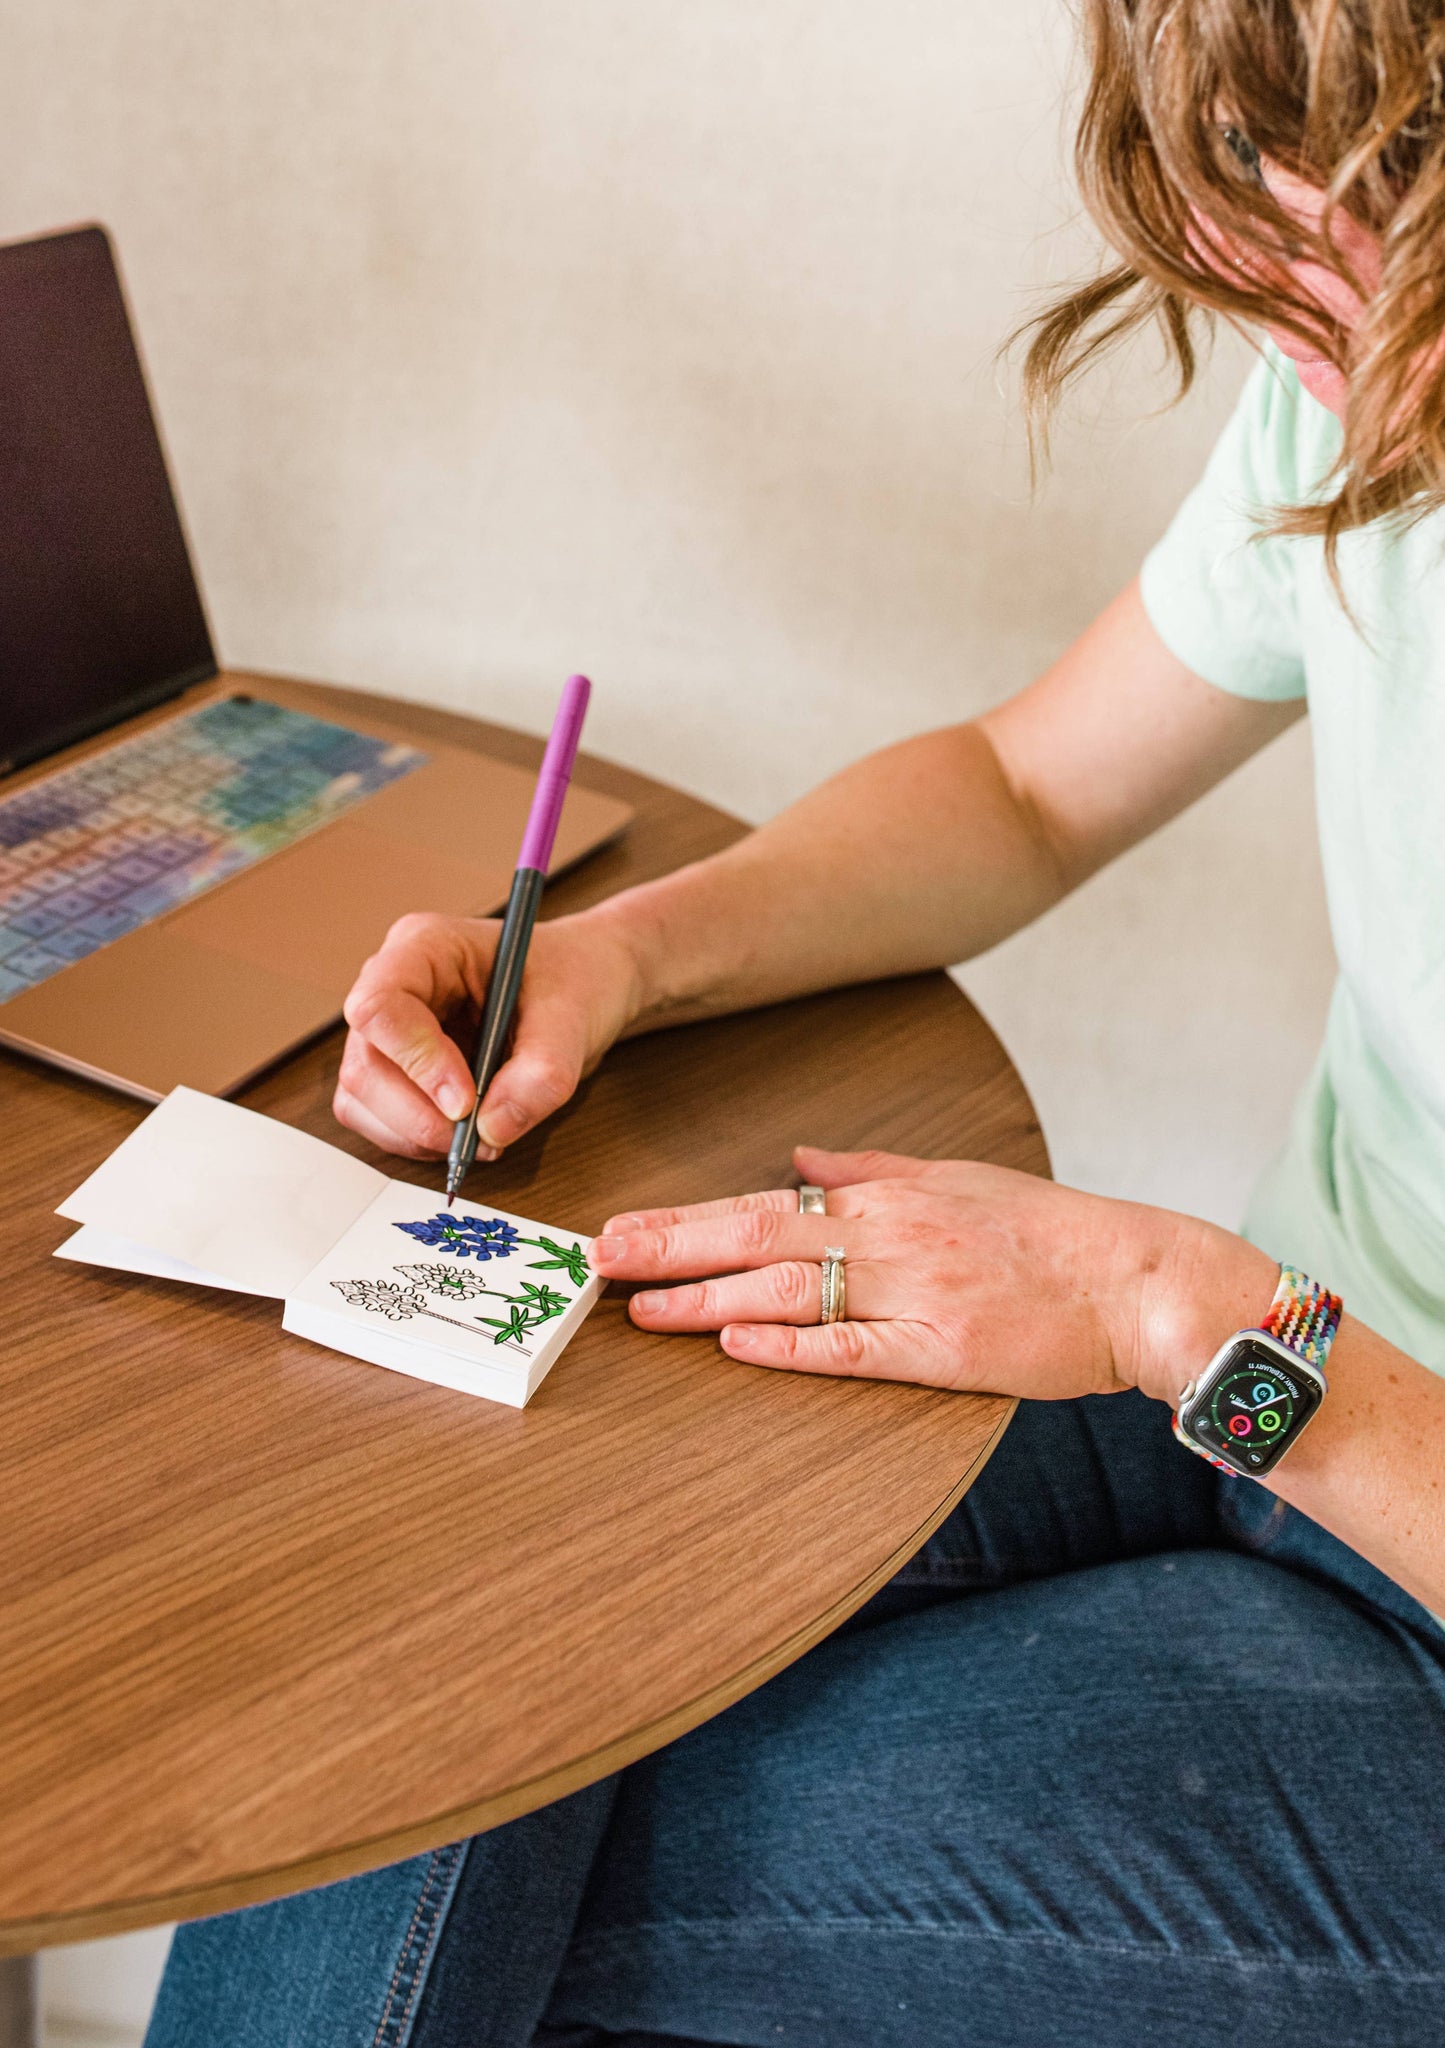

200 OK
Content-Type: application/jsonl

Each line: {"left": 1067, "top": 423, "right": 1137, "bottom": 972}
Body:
{"left": 283, "top": 1183, "right": 600, "bottom": 1407}
{"left": 54, "top": 1088, "right": 602, "bottom": 1407}
{"left": 56, "top": 1086, "right": 386, "bottom": 1298}
{"left": 54, "top": 1224, "right": 254, "bottom": 1294}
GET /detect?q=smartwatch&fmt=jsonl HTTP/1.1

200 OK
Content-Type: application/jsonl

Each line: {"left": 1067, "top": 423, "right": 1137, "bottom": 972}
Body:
{"left": 1172, "top": 1264, "right": 1342, "bottom": 1478}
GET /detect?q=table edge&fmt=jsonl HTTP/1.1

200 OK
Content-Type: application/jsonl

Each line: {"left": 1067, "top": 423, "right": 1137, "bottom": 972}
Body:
{"left": 1, "top": 1395, "right": 1016, "bottom": 1954}
{"left": 3, "top": 680, "right": 1045, "bottom": 1954}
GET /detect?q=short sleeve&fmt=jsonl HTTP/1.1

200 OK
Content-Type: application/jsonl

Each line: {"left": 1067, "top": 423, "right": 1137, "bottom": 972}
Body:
{"left": 1138, "top": 350, "right": 1328, "bottom": 702}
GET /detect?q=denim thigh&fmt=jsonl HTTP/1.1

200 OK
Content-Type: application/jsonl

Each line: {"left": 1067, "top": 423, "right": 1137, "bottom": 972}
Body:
{"left": 146, "top": 1394, "right": 1445, "bottom": 2048}
{"left": 864, "top": 1388, "right": 1218, "bottom": 1613}
{"left": 146, "top": 1782, "right": 617, "bottom": 2048}
{"left": 546, "top": 1540, "right": 1445, "bottom": 2048}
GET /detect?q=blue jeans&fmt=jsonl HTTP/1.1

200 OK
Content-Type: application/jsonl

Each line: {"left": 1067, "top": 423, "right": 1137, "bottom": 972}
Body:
{"left": 146, "top": 1391, "right": 1445, "bottom": 2048}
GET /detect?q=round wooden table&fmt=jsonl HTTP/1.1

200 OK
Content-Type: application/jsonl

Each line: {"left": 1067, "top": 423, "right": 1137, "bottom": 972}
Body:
{"left": 0, "top": 678, "right": 1046, "bottom": 1967}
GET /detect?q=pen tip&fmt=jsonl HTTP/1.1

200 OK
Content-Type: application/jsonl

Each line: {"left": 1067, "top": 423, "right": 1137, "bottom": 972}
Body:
{"left": 446, "top": 1191, "right": 456, "bottom": 1208}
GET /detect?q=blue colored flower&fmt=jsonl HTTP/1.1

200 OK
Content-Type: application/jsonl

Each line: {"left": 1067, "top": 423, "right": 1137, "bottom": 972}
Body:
{"left": 393, "top": 1213, "right": 522, "bottom": 1260}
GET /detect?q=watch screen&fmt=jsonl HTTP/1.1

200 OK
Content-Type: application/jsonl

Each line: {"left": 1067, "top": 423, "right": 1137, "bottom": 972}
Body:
{"left": 1186, "top": 1341, "right": 1322, "bottom": 1472}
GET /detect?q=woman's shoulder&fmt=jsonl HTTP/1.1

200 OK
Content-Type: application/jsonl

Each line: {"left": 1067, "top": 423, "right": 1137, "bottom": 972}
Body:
{"left": 1225, "top": 344, "right": 1343, "bottom": 509}
{"left": 1138, "top": 346, "right": 1327, "bottom": 703}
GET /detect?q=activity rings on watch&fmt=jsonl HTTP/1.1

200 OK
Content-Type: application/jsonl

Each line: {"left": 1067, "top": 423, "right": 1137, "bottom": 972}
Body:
{"left": 1172, "top": 1264, "right": 1341, "bottom": 1478}
{"left": 819, "top": 1246, "right": 847, "bottom": 1324}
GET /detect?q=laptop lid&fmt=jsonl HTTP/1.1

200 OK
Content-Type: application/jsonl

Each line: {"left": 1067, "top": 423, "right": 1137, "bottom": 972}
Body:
{"left": 0, "top": 224, "right": 216, "bottom": 777}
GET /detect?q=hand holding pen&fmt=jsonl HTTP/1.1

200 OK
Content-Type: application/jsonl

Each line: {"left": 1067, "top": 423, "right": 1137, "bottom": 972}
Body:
{"left": 445, "top": 673, "right": 592, "bottom": 1202}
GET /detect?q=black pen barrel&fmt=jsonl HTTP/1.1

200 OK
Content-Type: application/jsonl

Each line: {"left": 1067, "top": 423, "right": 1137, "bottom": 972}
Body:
{"left": 446, "top": 865, "right": 546, "bottom": 1190}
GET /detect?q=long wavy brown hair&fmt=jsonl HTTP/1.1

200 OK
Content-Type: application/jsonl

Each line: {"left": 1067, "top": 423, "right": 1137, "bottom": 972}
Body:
{"left": 1025, "top": 0, "right": 1445, "bottom": 552}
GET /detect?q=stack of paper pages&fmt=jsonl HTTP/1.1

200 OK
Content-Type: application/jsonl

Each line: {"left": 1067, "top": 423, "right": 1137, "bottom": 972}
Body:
{"left": 55, "top": 1087, "right": 601, "bottom": 1407}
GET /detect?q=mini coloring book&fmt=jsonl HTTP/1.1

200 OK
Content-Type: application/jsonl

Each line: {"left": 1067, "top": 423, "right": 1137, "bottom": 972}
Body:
{"left": 54, "top": 1087, "right": 601, "bottom": 1407}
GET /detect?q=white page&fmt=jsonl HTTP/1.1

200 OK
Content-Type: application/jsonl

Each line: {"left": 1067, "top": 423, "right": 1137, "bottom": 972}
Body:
{"left": 282, "top": 1298, "right": 543, "bottom": 1408}
{"left": 56, "top": 1086, "right": 386, "bottom": 1298}
{"left": 54, "top": 1223, "right": 253, "bottom": 1293}
{"left": 284, "top": 1180, "right": 601, "bottom": 1404}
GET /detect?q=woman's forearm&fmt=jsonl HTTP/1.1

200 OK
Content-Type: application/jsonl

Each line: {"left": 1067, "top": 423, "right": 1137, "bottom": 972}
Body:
{"left": 334, "top": 583, "right": 1299, "bottom": 1157}
{"left": 1137, "top": 1224, "right": 1445, "bottom": 1617}
{"left": 1269, "top": 1323, "right": 1445, "bottom": 1616}
{"left": 590, "top": 580, "right": 1298, "bottom": 1038}
{"left": 593, "top": 721, "right": 1065, "bottom": 1035}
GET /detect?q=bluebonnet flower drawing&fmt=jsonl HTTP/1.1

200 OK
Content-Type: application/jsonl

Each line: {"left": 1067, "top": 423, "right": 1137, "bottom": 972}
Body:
{"left": 392, "top": 1214, "right": 590, "bottom": 1289}
{"left": 329, "top": 1275, "right": 534, "bottom": 1355}
{"left": 332, "top": 1279, "right": 430, "bottom": 1321}
{"left": 396, "top": 1262, "right": 573, "bottom": 1340}
{"left": 394, "top": 1261, "right": 493, "bottom": 1300}
{"left": 393, "top": 1214, "right": 521, "bottom": 1260}
{"left": 334, "top": 1261, "right": 575, "bottom": 1352}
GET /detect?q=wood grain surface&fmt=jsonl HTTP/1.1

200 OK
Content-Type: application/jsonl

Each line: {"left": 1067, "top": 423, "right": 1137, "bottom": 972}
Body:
{"left": 0, "top": 676, "right": 1047, "bottom": 1953}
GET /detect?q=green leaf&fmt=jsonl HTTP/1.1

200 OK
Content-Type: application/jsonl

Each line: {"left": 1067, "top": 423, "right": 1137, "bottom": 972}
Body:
{"left": 477, "top": 1304, "right": 534, "bottom": 1348}
{"left": 524, "top": 1235, "right": 589, "bottom": 1288}
{"left": 516, "top": 1281, "right": 569, "bottom": 1321}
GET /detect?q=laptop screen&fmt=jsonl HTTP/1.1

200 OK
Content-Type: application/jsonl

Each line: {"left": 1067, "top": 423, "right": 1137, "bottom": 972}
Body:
{"left": 0, "top": 225, "right": 216, "bottom": 777}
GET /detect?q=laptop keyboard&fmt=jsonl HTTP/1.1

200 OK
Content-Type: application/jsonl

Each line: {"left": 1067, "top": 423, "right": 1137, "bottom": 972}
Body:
{"left": 0, "top": 697, "right": 426, "bottom": 1003}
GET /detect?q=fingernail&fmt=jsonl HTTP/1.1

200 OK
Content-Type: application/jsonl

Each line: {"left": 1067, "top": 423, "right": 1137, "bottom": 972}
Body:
{"left": 477, "top": 1102, "right": 525, "bottom": 1148}
{"left": 439, "top": 1082, "right": 474, "bottom": 1119}
{"left": 604, "top": 1214, "right": 642, "bottom": 1234}
{"left": 476, "top": 1145, "right": 500, "bottom": 1164}
{"left": 632, "top": 1291, "right": 664, "bottom": 1315}
{"left": 725, "top": 1324, "right": 754, "bottom": 1350}
{"left": 591, "top": 1236, "right": 626, "bottom": 1265}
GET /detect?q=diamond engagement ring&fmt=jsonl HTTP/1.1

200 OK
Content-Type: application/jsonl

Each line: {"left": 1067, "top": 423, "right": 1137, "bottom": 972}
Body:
{"left": 798, "top": 1184, "right": 827, "bottom": 1214}
{"left": 820, "top": 1246, "right": 847, "bottom": 1324}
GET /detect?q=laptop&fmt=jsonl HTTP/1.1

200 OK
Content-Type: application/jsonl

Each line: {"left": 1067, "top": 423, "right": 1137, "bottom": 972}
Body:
{"left": 0, "top": 225, "right": 632, "bottom": 1102}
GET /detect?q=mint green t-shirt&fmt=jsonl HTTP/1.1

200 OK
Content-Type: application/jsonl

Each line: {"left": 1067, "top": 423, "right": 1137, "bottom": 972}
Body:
{"left": 1140, "top": 347, "right": 1445, "bottom": 1376}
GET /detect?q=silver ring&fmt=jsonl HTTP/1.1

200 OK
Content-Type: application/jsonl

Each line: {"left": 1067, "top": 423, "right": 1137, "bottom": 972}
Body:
{"left": 820, "top": 1246, "right": 847, "bottom": 1324}
{"left": 798, "top": 1184, "right": 827, "bottom": 1215}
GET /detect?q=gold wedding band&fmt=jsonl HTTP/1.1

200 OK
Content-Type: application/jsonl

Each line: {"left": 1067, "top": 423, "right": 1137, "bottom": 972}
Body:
{"left": 798, "top": 1184, "right": 827, "bottom": 1215}
{"left": 820, "top": 1246, "right": 847, "bottom": 1325}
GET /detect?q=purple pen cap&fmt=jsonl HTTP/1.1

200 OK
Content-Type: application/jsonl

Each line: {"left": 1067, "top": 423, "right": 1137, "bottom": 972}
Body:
{"left": 517, "top": 673, "right": 592, "bottom": 875}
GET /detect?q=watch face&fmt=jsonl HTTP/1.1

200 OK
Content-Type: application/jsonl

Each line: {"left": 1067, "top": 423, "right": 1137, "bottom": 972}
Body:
{"left": 1184, "top": 1340, "right": 1322, "bottom": 1474}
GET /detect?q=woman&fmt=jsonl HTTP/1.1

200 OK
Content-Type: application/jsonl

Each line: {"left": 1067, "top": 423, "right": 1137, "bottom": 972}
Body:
{"left": 147, "top": 2, "right": 1445, "bottom": 2042}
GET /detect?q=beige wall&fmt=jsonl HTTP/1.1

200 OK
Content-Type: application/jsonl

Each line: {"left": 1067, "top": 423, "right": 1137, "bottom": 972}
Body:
{"left": 4, "top": 0, "right": 1256, "bottom": 815}
{"left": 3, "top": 4, "right": 1331, "bottom": 2030}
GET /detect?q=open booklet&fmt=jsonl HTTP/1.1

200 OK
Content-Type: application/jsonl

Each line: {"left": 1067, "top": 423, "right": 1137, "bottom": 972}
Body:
{"left": 54, "top": 1087, "right": 602, "bottom": 1408}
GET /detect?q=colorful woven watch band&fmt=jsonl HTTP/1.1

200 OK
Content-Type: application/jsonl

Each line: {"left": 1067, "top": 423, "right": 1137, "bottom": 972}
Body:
{"left": 1260, "top": 1263, "right": 1343, "bottom": 1372}
{"left": 1172, "top": 1264, "right": 1342, "bottom": 1475}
